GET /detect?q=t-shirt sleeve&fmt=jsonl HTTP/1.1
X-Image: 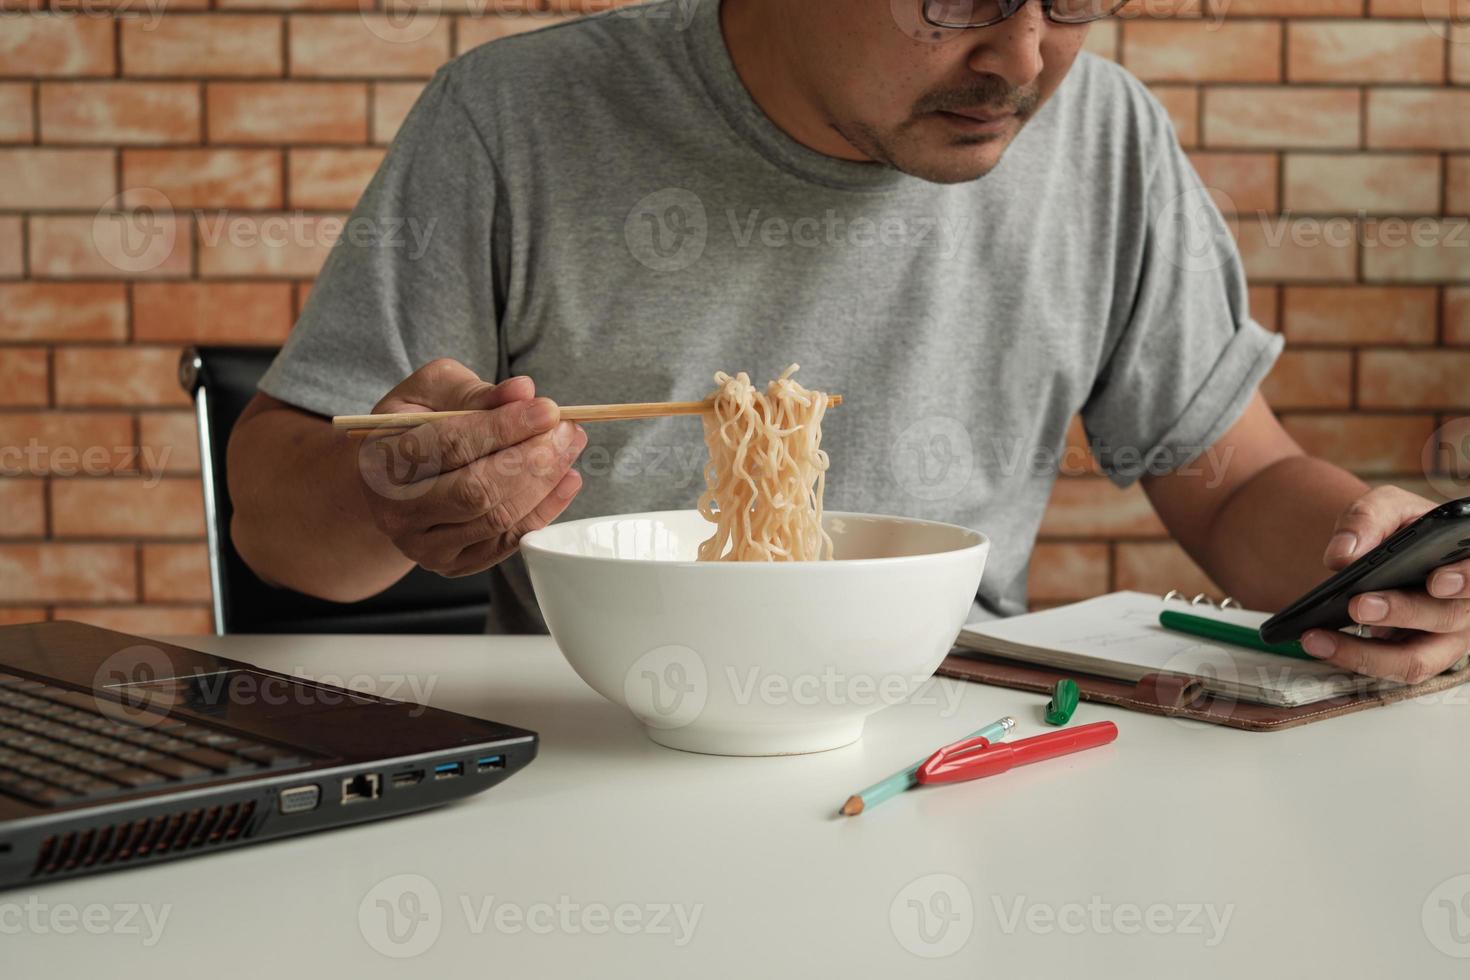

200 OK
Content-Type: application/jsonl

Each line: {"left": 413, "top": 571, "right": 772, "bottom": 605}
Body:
{"left": 1080, "top": 101, "right": 1284, "bottom": 489}
{"left": 257, "top": 69, "right": 503, "bottom": 417}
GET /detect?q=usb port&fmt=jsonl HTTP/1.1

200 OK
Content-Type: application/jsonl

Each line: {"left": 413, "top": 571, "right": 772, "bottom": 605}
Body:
{"left": 433, "top": 762, "right": 463, "bottom": 780}
{"left": 475, "top": 755, "right": 505, "bottom": 772}
{"left": 390, "top": 769, "right": 424, "bottom": 788}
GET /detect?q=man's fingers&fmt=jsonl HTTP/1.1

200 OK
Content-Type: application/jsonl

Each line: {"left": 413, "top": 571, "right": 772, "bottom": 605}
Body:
{"left": 375, "top": 396, "right": 562, "bottom": 477}
{"left": 375, "top": 358, "right": 535, "bottom": 414}
{"left": 1428, "top": 558, "right": 1470, "bottom": 599}
{"left": 440, "top": 470, "right": 584, "bottom": 577}
{"left": 1300, "top": 627, "right": 1468, "bottom": 685}
{"left": 1348, "top": 588, "right": 1470, "bottom": 635}
{"left": 1323, "top": 485, "right": 1437, "bottom": 570}
{"left": 405, "top": 422, "right": 586, "bottom": 533}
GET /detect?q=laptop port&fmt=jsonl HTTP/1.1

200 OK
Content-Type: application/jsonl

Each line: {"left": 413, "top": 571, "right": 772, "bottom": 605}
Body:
{"left": 279, "top": 784, "right": 320, "bottom": 814}
{"left": 340, "top": 773, "right": 380, "bottom": 804}
{"left": 433, "top": 762, "right": 463, "bottom": 780}
{"left": 390, "top": 769, "right": 424, "bottom": 788}
{"left": 475, "top": 755, "right": 505, "bottom": 772}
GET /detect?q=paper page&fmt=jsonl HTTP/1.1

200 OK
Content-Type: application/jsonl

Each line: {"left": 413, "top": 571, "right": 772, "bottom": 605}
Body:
{"left": 959, "top": 591, "right": 1389, "bottom": 706}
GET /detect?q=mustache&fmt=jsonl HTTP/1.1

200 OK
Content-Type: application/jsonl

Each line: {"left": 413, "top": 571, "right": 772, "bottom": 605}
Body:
{"left": 914, "top": 80, "right": 1041, "bottom": 118}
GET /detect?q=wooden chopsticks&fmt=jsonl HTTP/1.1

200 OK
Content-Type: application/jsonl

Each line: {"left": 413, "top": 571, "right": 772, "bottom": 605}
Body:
{"left": 332, "top": 394, "right": 843, "bottom": 438}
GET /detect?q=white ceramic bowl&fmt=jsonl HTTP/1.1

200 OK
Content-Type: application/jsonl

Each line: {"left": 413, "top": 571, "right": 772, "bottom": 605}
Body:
{"left": 520, "top": 510, "right": 988, "bottom": 756}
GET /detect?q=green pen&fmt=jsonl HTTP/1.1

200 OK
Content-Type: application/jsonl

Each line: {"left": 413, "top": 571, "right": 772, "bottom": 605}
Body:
{"left": 1158, "top": 609, "right": 1311, "bottom": 661}
{"left": 839, "top": 716, "right": 1015, "bottom": 816}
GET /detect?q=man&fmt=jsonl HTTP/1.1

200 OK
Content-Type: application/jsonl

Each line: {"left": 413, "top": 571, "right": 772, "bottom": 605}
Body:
{"left": 228, "top": 0, "right": 1470, "bottom": 683}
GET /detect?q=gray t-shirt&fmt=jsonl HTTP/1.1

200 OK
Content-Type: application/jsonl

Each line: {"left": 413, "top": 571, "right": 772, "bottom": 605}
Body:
{"left": 259, "top": 0, "right": 1282, "bottom": 633}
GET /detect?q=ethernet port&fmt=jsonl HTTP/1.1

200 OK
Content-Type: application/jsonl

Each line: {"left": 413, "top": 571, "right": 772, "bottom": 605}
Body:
{"left": 340, "top": 773, "right": 381, "bottom": 804}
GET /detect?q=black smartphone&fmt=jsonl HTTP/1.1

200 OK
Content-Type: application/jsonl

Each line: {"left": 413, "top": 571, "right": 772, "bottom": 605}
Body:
{"left": 1259, "top": 496, "right": 1470, "bottom": 645}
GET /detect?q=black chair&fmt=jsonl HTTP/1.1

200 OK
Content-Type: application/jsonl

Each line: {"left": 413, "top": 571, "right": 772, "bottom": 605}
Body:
{"left": 179, "top": 346, "right": 491, "bottom": 634}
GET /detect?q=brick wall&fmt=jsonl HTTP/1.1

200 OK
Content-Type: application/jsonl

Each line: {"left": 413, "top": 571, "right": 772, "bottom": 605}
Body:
{"left": 0, "top": 0, "right": 1467, "bottom": 632}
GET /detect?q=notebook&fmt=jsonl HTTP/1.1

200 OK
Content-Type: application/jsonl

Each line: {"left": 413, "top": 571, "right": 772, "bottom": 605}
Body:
{"left": 954, "top": 591, "right": 1401, "bottom": 708}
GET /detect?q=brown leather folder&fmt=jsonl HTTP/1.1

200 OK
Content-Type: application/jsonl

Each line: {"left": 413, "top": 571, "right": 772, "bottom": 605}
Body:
{"left": 937, "top": 649, "right": 1470, "bottom": 732}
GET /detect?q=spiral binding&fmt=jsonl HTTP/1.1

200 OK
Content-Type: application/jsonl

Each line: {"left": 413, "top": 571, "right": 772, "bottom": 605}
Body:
{"left": 1161, "top": 589, "right": 1239, "bottom": 610}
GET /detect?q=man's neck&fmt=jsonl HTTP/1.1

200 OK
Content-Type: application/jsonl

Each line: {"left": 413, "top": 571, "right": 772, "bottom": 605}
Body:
{"left": 719, "top": 0, "right": 872, "bottom": 163}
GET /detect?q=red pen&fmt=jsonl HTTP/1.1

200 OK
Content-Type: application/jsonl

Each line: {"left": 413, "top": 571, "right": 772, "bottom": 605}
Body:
{"left": 916, "top": 721, "right": 1118, "bottom": 785}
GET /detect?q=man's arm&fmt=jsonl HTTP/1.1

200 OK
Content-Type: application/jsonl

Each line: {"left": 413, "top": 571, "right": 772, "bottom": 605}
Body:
{"left": 1143, "top": 391, "right": 1470, "bottom": 683}
{"left": 1140, "top": 391, "right": 1367, "bottom": 611}
{"left": 228, "top": 393, "right": 413, "bottom": 602}
{"left": 228, "top": 361, "right": 585, "bottom": 604}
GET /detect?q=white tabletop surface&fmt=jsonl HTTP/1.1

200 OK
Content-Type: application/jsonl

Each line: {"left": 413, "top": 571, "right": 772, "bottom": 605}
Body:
{"left": 7, "top": 633, "right": 1470, "bottom": 978}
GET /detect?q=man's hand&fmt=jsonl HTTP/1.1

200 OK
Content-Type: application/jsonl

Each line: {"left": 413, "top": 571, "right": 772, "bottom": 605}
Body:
{"left": 1299, "top": 485, "right": 1470, "bottom": 684}
{"left": 357, "top": 358, "right": 587, "bottom": 577}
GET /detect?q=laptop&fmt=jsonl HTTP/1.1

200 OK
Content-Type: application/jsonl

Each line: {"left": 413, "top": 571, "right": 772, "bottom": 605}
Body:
{"left": 0, "top": 620, "right": 537, "bottom": 889}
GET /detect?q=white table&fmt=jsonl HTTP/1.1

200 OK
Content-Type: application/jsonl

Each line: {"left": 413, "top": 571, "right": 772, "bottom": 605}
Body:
{"left": 7, "top": 634, "right": 1470, "bottom": 978}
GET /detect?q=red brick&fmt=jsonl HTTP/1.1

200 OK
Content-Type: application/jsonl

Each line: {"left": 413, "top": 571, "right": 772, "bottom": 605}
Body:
{"left": 1282, "top": 286, "right": 1438, "bottom": 345}
{"left": 0, "top": 83, "right": 32, "bottom": 141}
{"left": 1204, "top": 87, "right": 1360, "bottom": 149}
{"left": 0, "top": 149, "right": 115, "bottom": 210}
{"left": 1186, "top": 151, "right": 1278, "bottom": 215}
{"left": 51, "top": 0, "right": 207, "bottom": 10}
{"left": 208, "top": 83, "right": 368, "bottom": 144}
{"left": 1448, "top": 287, "right": 1470, "bottom": 345}
{"left": 1449, "top": 157, "right": 1470, "bottom": 216}
{"left": 1283, "top": 153, "right": 1440, "bottom": 215}
{"left": 1281, "top": 414, "right": 1437, "bottom": 473}
{"left": 122, "top": 149, "right": 283, "bottom": 210}
{"left": 197, "top": 213, "right": 344, "bottom": 278}
{"left": 52, "top": 477, "right": 204, "bottom": 537}
{"left": 1028, "top": 542, "right": 1110, "bottom": 602}
{"left": 0, "top": 283, "right": 128, "bottom": 341}
{"left": 1221, "top": 0, "right": 1359, "bottom": 11}
{"left": 287, "top": 148, "right": 386, "bottom": 210}
{"left": 137, "top": 411, "right": 200, "bottom": 475}
{"left": 0, "top": 14, "right": 115, "bottom": 76}
{"left": 1249, "top": 284, "right": 1280, "bottom": 331}
{"left": 0, "top": 479, "right": 46, "bottom": 536}
{"left": 1117, "top": 0, "right": 1204, "bottom": 16}
{"left": 1038, "top": 478, "right": 1166, "bottom": 538}
{"left": 1082, "top": 19, "right": 1118, "bottom": 62}
{"left": 1369, "top": 0, "right": 1469, "bottom": 16}
{"left": 294, "top": 280, "right": 313, "bottom": 317}
{"left": 122, "top": 15, "right": 283, "bottom": 77}
{"left": 0, "top": 413, "right": 136, "bottom": 476}
{"left": 28, "top": 214, "right": 192, "bottom": 279}
{"left": 1359, "top": 351, "right": 1470, "bottom": 409}
{"left": 133, "top": 282, "right": 295, "bottom": 344}
{"left": 0, "top": 608, "right": 46, "bottom": 626}
{"left": 0, "top": 544, "right": 136, "bottom": 602}
{"left": 1260, "top": 350, "right": 1352, "bottom": 409}
{"left": 289, "top": 15, "right": 450, "bottom": 78}
{"left": 1362, "top": 218, "right": 1470, "bottom": 282}
{"left": 54, "top": 347, "right": 191, "bottom": 408}
{"left": 0, "top": 218, "right": 19, "bottom": 278}
{"left": 52, "top": 605, "right": 213, "bottom": 635}
{"left": 1114, "top": 541, "right": 1220, "bottom": 598}
{"left": 1288, "top": 21, "right": 1445, "bottom": 84}
{"left": 1453, "top": 25, "right": 1469, "bottom": 85}
{"left": 370, "top": 81, "right": 426, "bottom": 144}
{"left": 1122, "top": 21, "right": 1280, "bottom": 82}
{"left": 39, "top": 82, "right": 201, "bottom": 144}
{"left": 1367, "top": 90, "right": 1470, "bottom": 150}
{"left": 0, "top": 347, "right": 49, "bottom": 407}
{"left": 142, "top": 543, "right": 212, "bottom": 602}
{"left": 218, "top": 0, "right": 356, "bottom": 8}
{"left": 1231, "top": 215, "right": 1359, "bottom": 282}
{"left": 1148, "top": 84, "right": 1198, "bottom": 148}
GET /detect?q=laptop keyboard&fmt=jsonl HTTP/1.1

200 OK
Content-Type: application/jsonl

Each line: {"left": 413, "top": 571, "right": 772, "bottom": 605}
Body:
{"left": 0, "top": 672, "right": 307, "bottom": 808}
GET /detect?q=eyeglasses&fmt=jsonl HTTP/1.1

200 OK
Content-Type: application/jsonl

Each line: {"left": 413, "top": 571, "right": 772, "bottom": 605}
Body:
{"left": 921, "top": 0, "right": 1130, "bottom": 29}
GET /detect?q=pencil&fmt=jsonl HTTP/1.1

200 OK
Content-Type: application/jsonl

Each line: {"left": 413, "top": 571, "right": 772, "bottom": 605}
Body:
{"left": 840, "top": 716, "right": 1015, "bottom": 816}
